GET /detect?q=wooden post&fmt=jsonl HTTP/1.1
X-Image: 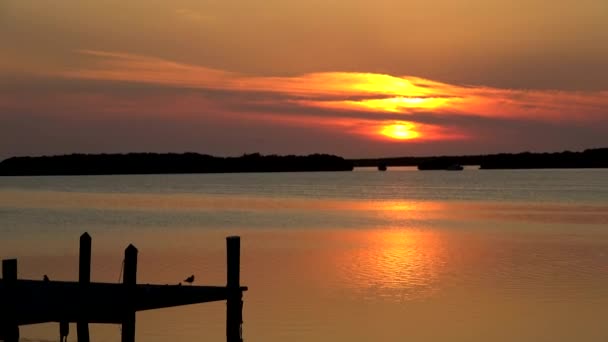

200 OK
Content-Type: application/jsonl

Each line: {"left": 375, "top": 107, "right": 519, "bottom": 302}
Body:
{"left": 78, "top": 232, "right": 91, "bottom": 342}
{"left": 227, "top": 237, "right": 240, "bottom": 289}
{"left": 2, "top": 259, "right": 19, "bottom": 342}
{"left": 2, "top": 259, "right": 17, "bottom": 283}
{"left": 226, "top": 236, "right": 243, "bottom": 342}
{"left": 79, "top": 233, "right": 92, "bottom": 284}
{"left": 122, "top": 244, "right": 137, "bottom": 342}
{"left": 60, "top": 321, "right": 69, "bottom": 342}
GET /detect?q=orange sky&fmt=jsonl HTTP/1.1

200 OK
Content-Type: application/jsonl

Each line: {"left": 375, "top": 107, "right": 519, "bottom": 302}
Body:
{"left": 1, "top": 0, "right": 607, "bottom": 158}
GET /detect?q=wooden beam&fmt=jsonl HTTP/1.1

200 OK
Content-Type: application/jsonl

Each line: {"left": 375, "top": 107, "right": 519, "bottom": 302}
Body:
{"left": 9, "top": 280, "right": 246, "bottom": 325}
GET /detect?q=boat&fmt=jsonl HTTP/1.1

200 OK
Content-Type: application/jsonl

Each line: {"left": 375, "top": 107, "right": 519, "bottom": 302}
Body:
{"left": 446, "top": 164, "right": 464, "bottom": 171}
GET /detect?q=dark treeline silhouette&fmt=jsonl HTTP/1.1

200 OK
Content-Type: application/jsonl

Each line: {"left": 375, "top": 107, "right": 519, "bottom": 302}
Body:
{"left": 478, "top": 148, "right": 608, "bottom": 169}
{"left": 351, "top": 148, "right": 608, "bottom": 170}
{"left": 0, "top": 153, "right": 354, "bottom": 176}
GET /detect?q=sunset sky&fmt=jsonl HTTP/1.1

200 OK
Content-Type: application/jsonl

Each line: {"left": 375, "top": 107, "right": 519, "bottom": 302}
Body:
{"left": 2, "top": 0, "right": 607, "bottom": 159}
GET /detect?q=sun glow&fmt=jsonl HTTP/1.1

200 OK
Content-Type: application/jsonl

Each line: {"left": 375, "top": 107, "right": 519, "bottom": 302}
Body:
{"left": 357, "top": 96, "right": 450, "bottom": 112}
{"left": 380, "top": 122, "right": 421, "bottom": 140}
{"left": 299, "top": 96, "right": 451, "bottom": 114}
{"left": 63, "top": 51, "right": 608, "bottom": 145}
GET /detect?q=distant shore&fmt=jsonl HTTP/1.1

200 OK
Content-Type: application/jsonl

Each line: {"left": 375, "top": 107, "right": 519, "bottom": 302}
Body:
{"left": 0, "top": 153, "right": 354, "bottom": 176}
{"left": 352, "top": 148, "right": 608, "bottom": 170}
{"left": 1, "top": 148, "right": 606, "bottom": 176}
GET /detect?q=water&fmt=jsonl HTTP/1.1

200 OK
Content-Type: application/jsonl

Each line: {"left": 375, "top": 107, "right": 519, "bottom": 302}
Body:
{"left": 1, "top": 168, "right": 608, "bottom": 341}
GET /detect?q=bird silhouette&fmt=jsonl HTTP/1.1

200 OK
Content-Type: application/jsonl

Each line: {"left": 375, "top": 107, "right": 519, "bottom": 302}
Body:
{"left": 43, "top": 274, "right": 50, "bottom": 282}
{"left": 184, "top": 275, "right": 195, "bottom": 285}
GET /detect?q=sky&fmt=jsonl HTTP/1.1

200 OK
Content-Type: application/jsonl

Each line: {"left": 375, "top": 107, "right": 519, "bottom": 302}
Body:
{"left": 1, "top": 0, "right": 608, "bottom": 159}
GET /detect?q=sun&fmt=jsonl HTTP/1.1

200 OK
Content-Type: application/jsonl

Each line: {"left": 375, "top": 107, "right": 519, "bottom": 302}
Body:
{"left": 380, "top": 122, "right": 421, "bottom": 140}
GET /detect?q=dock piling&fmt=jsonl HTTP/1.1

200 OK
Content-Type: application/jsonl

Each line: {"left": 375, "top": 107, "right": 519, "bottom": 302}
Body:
{"left": 78, "top": 232, "right": 91, "bottom": 342}
{"left": 2, "top": 259, "right": 17, "bottom": 283}
{"left": 79, "top": 233, "right": 92, "bottom": 284}
{"left": 122, "top": 244, "right": 138, "bottom": 342}
{"left": 226, "top": 236, "right": 243, "bottom": 342}
{"left": 2, "top": 259, "right": 19, "bottom": 342}
{"left": 60, "top": 321, "right": 69, "bottom": 341}
{"left": 227, "top": 237, "right": 240, "bottom": 289}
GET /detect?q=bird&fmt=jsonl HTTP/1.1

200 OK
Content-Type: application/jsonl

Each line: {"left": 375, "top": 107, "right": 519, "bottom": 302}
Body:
{"left": 43, "top": 274, "right": 50, "bottom": 282}
{"left": 184, "top": 275, "right": 195, "bottom": 285}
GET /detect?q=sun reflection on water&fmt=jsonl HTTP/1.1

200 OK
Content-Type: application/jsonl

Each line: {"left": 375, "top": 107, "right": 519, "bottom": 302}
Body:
{"left": 329, "top": 228, "right": 447, "bottom": 302}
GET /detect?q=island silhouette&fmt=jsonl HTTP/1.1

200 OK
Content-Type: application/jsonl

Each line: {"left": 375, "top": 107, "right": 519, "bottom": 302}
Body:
{"left": 0, "top": 148, "right": 606, "bottom": 176}
{"left": 353, "top": 148, "right": 608, "bottom": 170}
{"left": 0, "top": 153, "right": 354, "bottom": 176}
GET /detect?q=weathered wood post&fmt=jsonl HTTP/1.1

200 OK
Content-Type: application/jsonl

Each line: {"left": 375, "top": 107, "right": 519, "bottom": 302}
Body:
{"left": 60, "top": 321, "right": 69, "bottom": 342}
{"left": 77, "top": 232, "right": 91, "bottom": 342}
{"left": 226, "top": 236, "right": 243, "bottom": 342}
{"left": 2, "top": 259, "right": 19, "bottom": 342}
{"left": 122, "top": 244, "right": 137, "bottom": 342}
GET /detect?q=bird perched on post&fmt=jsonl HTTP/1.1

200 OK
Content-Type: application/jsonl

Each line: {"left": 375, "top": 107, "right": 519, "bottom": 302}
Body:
{"left": 184, "top": 275, "right": 195, "bottom": 285}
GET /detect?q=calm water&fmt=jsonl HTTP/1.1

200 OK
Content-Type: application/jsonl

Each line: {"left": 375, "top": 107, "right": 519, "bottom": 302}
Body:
{"left": 1, "top": 168, "right": 608, "bottom": 341}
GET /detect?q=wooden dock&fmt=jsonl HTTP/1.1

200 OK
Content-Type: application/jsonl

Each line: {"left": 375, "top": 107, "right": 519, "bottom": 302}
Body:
{"left": 0, "top": 233, "right": 247, "bottom": 342}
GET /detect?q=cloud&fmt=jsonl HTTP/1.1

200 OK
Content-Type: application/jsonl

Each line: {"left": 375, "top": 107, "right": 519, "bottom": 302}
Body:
{"left": 1, "top": 48, "right": 603, "bottom": 158}
{"left": 56, "top": 50, "right": 608, "bottom": 125}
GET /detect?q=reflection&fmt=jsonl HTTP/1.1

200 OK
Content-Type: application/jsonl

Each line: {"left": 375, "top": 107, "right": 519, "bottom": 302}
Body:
{"left": 330, "top": 228, "right": 447, "bottom": 302}
{"left": 374, "top": 200, "right": 443, "bottom": 214}
{"left": 0, "top": 191, "right": 448, "bottom": 214}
